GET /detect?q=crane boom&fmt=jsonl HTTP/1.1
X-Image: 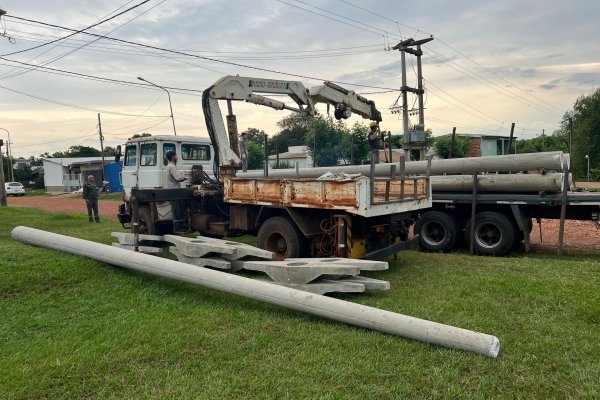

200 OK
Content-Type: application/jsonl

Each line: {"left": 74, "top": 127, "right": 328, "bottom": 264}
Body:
{"left": 202, "top": 75, "right": 382, "bottom": 173}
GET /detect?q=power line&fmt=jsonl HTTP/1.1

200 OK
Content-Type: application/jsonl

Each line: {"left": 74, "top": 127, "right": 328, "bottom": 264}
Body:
{"left": 1, "top": 0, "right": 151, "bottom": 57}
{"left": 0, "top": 83, "right": 170, "bottom": 117}
{"left": 1, "top": 0, "right": 166, "bottom": 81}
{"left": 4, "top": 15, "right": 401, "bottom": 91}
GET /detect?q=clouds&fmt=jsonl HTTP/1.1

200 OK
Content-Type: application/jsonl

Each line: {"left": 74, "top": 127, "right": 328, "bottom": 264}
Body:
{"left": 0, "top": 0, "right": 599, "bottom": 156}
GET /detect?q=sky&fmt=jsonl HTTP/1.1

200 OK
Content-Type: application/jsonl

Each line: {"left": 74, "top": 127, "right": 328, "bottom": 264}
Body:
{"left": 0, "top": 0, "right": 599, "bottom": 158}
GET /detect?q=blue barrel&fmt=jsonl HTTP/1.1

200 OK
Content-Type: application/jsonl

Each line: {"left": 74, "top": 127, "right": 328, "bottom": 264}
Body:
{"left": 104, "top": 162, "right": 123, "bottom": 192}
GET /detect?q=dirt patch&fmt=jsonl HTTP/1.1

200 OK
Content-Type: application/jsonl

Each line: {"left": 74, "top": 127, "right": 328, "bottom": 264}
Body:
{"left": 529, "top": 219, "right": 600, "bottom": 252}
{"left": 7, "top": 195, "right": 120, "bottom": 219}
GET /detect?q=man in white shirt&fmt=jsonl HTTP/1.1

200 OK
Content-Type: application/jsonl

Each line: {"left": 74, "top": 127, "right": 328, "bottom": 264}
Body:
{"left": 165, "top": 150, "right": 187, "bottom": 232}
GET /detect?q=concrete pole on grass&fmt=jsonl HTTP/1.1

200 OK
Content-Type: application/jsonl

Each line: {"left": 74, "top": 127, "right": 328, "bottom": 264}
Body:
{"left": 12, "top": 226, "right": 501, "bottom": 358}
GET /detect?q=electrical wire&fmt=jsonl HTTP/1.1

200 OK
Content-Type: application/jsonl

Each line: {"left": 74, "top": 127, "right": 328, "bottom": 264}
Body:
{"left": 4, "top": 15, "right": 402, "bottom": 91}
{"left": 0, "top": 83, "right": 170, "bottom": 117}
{"left": 1, "top": 0, "right": 151, "bottom": 57}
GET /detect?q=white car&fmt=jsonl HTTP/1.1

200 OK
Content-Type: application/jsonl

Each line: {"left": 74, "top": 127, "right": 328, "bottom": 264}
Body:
{"left": 5, "top": 182, "right": 25, "bottom": 196}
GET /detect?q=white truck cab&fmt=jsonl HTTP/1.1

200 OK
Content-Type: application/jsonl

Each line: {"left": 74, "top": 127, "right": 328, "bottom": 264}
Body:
{"left": 120, "top": 135, "right": 215, "bottom": 199}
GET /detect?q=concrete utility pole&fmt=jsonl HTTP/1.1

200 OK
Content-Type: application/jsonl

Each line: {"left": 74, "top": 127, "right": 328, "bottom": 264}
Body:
{"left": 0, "top": 139, "right": 7, "bottom": 206}
{"left": 392, "top": 37, "right": 434, "bottom": 161}
{"left": 98, "top": 113, "right": 106, "bottom": 182}
{"left": 0, "top": 127, "right": 13, "bottom": 181}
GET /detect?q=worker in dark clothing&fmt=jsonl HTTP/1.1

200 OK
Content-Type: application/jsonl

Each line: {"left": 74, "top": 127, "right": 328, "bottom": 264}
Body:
{"left": 368, "top": 121, "right": 380, "bottom": 163}
{"left": 83, "top": 175, "right": 100, "bottom": 223}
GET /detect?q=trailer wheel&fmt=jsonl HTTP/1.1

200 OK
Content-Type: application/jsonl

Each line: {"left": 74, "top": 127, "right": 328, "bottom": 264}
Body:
{"left": 135, "top": 206, "right": 156, "bottom": 235}
{"left": 465, "top": 212, "right": 515, "bottom": 256}
{"left": 257, "top": 216, "right": 305, "bottom": 260}
{"left": 414, "top": 211, "right": 460, "bottom": 252}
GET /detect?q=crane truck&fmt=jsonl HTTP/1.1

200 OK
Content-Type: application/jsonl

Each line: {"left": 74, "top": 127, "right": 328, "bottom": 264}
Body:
{"left": 116, "top": 75, "right": 431, "bottom": 260}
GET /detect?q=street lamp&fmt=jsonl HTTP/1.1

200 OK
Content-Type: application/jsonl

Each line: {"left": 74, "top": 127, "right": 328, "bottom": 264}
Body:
{"left": 137, "top": 77, "right": 177, "bottom": 136}
{"left": 0, "top": 127, "right": 13, "bottom": 182}
{"left": 585, "top": 154, "right": 590, "bottom": 182}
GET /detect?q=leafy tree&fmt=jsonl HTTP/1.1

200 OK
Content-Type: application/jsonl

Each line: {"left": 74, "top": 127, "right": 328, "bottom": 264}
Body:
{"left": 103, "top": 146, "right": 117, "bottom": 157}
{"left": 64, "top": 146, "right": 101, "bottom": 157}
{"left": 272, "top": 113, "right": 311, "bottom": 154}
{"left": 246, "top": 141, "right": 264, "bottom": 170}
{"left": 242, "top": 128, "right": 267, "bottom": 149}
{"left": 348, "top": 122, "right": 370, "bottom": 165}
{"left": 434, "top": 135, "right": 470, "bottom": 159}
{"left": 567, "top": 89, "right": 600, "bottom": 180}
{"left": 304, "top": 115, "right": 352, "bottom": 167}
{"left": 515, "top": 131, "right": 567, "bottom": 154}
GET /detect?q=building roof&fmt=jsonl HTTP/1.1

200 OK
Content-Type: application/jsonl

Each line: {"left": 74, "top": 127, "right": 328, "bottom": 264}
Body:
{"left": 268, "top": 145, "right": 310, "bottom": 160}
{"left": 41, "top": 157, "right": 105, "bottom": 167}
{"left": 126, "top": 135, "right": 210, "bottom": 143}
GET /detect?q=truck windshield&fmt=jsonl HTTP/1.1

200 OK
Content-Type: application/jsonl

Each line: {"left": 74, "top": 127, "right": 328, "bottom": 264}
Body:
{"left": 181, "top": 143, "right": 210, "bottom": 161}
{"left": 124, "top": 144, "right": 137, "bottom": 166}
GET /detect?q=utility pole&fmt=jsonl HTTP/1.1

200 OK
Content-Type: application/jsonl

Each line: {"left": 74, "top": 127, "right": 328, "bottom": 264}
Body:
{"left": 98, "top": 113, "right": 105, "bottom": 183}
{"left": 507, "top": 122, "right": 516, "bottom": 154}
{"left": 449, "top": 127, "right": 456, "bottom": 159}
{"left": 542, "top": 129, "right": 545, "bottom": 152}
{"left": 392, "top": 37, "right": 434, "bottom": 161}
{"left": 0, "top": 139, "right": 7, "bottom": 206}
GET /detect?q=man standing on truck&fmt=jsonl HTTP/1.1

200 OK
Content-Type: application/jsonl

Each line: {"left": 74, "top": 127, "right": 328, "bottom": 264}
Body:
{"left": 239, "top": 132, "right": 248, "bottom": 172}
{"left": 83, "top": 175, "right": 100, "bottom": 223}
{"left": 165, "top": 150, "right": 187, "bottom": 233}
{"left": 369, "top": 121, "right": 380, "bottom": 163}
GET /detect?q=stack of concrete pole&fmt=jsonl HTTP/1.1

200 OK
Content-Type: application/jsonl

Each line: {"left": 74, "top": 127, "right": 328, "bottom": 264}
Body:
{"left": 237, "top": 151, "right": 571, "bottom": 193}
{"left": 111, "top": 233, "right": 391, "bottom": 295}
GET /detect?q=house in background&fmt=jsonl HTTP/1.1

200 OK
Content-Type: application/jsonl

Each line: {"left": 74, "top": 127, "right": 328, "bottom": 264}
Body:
{"left": 268, "top": 145, "right": 313, "bottom": 168}
{"left": 463, "top": 133, "right": 512, "bottom": 157}
{"left": 42, "top": 157, "right": 122, "bottom": 192}
{"left": 13, "top": 157, "right": 30, "bottom": 169}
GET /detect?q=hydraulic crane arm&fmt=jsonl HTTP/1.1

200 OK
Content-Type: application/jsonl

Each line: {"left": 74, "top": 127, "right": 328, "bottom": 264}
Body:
{"left": 202, "top": 75, "right": 382, "bottom": 172}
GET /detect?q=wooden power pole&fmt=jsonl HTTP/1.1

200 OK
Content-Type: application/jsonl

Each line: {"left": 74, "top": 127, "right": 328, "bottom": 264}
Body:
{"left": 98, "top": 113, "right": 105, "bottom": 182}
{"left": 0, "top": 139, "right": 7, "bottom": 206}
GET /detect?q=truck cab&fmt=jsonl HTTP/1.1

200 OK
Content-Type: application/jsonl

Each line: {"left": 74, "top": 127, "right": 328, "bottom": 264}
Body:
{"left": 121, "top": 135, "right": 215, "bottom": 199}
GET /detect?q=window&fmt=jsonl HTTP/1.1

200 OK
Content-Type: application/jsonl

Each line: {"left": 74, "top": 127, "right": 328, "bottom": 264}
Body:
{"left": 124, "top": 144, "right": 137, "bottom": 166}
{"left": 163, "top": 142, "right": 176, "bottom": 166}
{"left": 140, "top": 143, "right": 157, "bottom": 166}
{"left": 9, "top": 183, "right": 23, "bottom": 187}
{"left": 181, "top": 143, "right": 211, "bottom": 161}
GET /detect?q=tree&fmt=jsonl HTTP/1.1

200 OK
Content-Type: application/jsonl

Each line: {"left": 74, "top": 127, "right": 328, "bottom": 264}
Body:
{"left": 567, "top": 89, "right": 600, "bottom": 180}
{"left": 434, "top": 135, "right": 470, "bottom": 159}
{"left": 304, "top": 115, "right": 352, "bottom": 167}
{"left": 103, "top": 146, "right": 117, "bottom": 157}
{"left": 515, "top": 131, "right": 567, "bottom": 154}
{"left": 348, "top": 122, "right": 370, "bottom": 165}
{"left": 271, "top": 113, "right": 311, "bottom": 154}
{"left": 64, "top": 146, "right": 101, "bottom": 157}
{"left": 246, "top": 141, "right": 264, "bottom": 170}
{"left": 242, "top": 128, "right": 267, "bottom": 148}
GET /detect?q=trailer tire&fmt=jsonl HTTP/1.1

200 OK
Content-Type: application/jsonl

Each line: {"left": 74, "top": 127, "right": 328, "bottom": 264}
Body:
{"left": 136, "top": 206, "right": 156, "bottom": 235}
{"left": 257, "top": 216, "right": 305, "bottom": 260}
{"left": 465, "top": 212, "right": 515, "bottom": 256}
{"left": 414, "top": 211, "right": 460, "bottom": 252}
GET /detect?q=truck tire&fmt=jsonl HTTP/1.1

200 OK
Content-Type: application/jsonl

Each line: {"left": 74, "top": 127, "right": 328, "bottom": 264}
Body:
{"left": 465, "top": 211, "right": 516, "bottom": 256}
{"left": 135, "top": 206, "right": 156, "bottom": 235}
{"left": 414, "top": 211, "right": 460, "bottom": 252}
{"left": 257, "top": 216, "right": 305, "bottom": 260}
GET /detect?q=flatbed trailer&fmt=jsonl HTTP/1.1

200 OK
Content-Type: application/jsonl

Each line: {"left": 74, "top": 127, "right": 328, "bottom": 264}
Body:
{"left": 412, "top": 190, "right": 600, "bottom": 255}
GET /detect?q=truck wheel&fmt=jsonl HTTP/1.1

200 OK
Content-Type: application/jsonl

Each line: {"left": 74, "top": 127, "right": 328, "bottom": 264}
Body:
{"left": 257, "top": 216, "right": 305, "bottom": 260}
{"left": 465, "top": 212, "right": 516, "bottom": 256}
{"left": 135, "top": 206, "right": 156, "bottom": 235}
{"left": 414, "top": 211, "right": 460, "bottom": 252}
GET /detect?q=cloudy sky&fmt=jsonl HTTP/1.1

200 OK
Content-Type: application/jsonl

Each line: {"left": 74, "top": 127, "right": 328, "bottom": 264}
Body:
{"left": 0, "top": 0, "right": 599, "bottom": 157}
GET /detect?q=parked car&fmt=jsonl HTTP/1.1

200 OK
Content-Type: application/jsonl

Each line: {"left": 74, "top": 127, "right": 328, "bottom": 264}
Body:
{"left": 5, "top": 182, "right": 25, "bottom": 196}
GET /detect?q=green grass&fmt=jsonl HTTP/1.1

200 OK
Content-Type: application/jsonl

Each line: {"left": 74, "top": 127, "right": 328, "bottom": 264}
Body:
{"left": 0, "top": 207, "right": 598, "bottom": 399}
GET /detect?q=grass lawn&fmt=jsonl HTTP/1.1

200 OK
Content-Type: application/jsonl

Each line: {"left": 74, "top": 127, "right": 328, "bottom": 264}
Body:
{"left": 0, "top": 207, "right": 598, "bottom": 399}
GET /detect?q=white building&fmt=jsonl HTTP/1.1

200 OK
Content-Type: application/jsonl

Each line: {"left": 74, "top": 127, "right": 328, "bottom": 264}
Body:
{"left": 42, "top": 157, "right": 105, "bottom": 192}
{"left": 268, "top": 145, "right": 313, "bottom": 168}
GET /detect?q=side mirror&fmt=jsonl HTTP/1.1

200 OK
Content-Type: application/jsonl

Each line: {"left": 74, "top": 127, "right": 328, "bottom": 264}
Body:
{"left": 115, "top": 145, "right": 122, "bottom": 163}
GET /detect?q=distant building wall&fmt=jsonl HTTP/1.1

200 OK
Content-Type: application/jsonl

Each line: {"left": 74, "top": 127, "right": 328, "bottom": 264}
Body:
{"left": 468, "top": 137, "right": 482, "bottom": 157}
